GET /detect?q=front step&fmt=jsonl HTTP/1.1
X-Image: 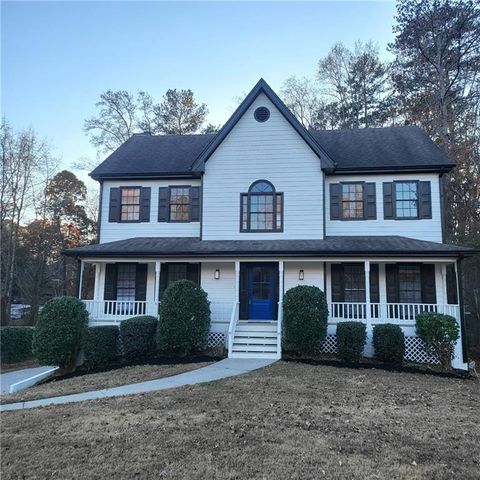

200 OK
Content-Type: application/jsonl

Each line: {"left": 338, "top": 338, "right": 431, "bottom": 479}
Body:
{"left": 229, "top": 320, "right": 281, "bottom": 360}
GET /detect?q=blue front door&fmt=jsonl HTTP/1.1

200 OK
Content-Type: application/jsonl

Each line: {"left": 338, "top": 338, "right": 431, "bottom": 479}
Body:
{"left": 247, "top": 264, "right": 277, "bottom": 320}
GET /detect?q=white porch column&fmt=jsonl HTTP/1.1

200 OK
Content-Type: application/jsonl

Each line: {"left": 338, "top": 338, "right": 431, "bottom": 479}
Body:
{"left": 154, "top": 261, "right": 161, "bottom": 303}
{"left": 78, "top": 260, "right": 84, "bottom": 299}
{"left": 453, "top": 261, "right": 467, "bottom": 370}
{"left": 234, "top": 261, "right": 240, "bottom": 303}
{"left": 379, "top": 263, "right": 387, "bottom": 320}
{"left": 364, "top": 260, "right": 373, "bottom": 356}
{"left": 93, "top": 263, "right": 101, "bottom": 300}
{"left": 279, "top": 260, "right": 284, "bottom": 300}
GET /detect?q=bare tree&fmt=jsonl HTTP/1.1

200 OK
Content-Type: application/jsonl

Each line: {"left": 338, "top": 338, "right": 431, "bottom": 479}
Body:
{"left": 281, "top": 76, "right": 324, "bottom": 129}
{"left": 0, "top": 121, "right": 51, "bottom": 323}
{"left": 84, "top": 90, "right": 137, "bottom": 153}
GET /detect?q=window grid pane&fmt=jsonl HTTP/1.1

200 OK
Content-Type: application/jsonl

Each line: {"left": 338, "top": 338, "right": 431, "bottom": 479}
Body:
{"left": 117, "top": 264, "right": 136, "bottom": 301}
{"left": 120, "top": 188, "right": 140, "bottom": 221}
{"left": 170, "top": 187, "right": 190, "bottom": 221}
{"left": 395, "top": 182, "right": 418, "bottom": 218}
{"left": 343, "top": 264, "right": 366, "bottom": 302}
{"left": 399, "top": 265, "right": 422, "bottom": 303}
{"left": 342, "top": 183, "right": 364, "bottom": 219}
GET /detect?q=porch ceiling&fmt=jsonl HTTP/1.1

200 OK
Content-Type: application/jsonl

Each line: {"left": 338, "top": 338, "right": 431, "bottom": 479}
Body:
{"left": 65, "top": 236, "right": 475, "bottom": 259}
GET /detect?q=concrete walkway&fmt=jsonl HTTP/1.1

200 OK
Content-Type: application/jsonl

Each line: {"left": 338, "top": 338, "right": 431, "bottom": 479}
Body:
{"left": 0, "top": 358, "right": 275, "bottom": 412}
{"left": 0, "top": 366, "right": 56, "bottom": 394}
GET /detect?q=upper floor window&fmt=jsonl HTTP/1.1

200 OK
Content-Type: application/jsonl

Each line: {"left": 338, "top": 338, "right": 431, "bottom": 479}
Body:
{"left": 342, "top": 183, "right": 364, "bottom": 219}
{"left": 240, "top": 180, "right": 283, "bottom": 232}
{"left": 383, "top": 180, "right": 431, "bottom": 220}
{"left": 330, "top": 182, "right": 376, "bottom": 221}
{"left": 169, "top": 187, "right": 190, "bottom": 221}
{"left": 120, "top": 187, "right": 140, "bottom": 221}
{"left": 395, "top": 181, "right": 418, "bottom": 218}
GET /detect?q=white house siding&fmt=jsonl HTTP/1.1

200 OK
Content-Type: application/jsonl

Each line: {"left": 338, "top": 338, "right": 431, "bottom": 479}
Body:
{"left": 202, "top": 93, "right": 325, "bottom": 240}
{"left": 284, "top": 262, "right": 324, "bottom": 293}
{"left": 99, "top": 179, "right": 201, "bottom": 243}
{"left": 325, "top": 173, "right": 442, "bottom": 242}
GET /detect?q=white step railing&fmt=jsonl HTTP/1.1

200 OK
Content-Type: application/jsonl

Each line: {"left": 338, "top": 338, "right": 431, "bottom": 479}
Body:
{"left": 328, "top": 302, "right": 460, "bottom": 325}
{"left": 227, "top": 301, "right": 240, "bottom": 355}
{"left": 84, "top": 300, "right": 159, "bottom": 324}
{"left": 210, "top": 302, "right": 235, "bottom": 323}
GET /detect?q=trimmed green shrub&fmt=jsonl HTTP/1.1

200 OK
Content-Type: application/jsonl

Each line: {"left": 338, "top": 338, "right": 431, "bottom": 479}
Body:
{"left": 157, "top": 280, "right": 210, "bottom": 354}
{"left": 0, "top": 327, "right": 34, "bottom": 363}
{"left": 416, "top": 312, "right": 459, "bottom": 370}
{"left": 32, "top": 296, "right": 88, "bottom": 370}
{"left": 119, "top": 316, "right": 157, "bottom": 360}
{"left": 83, "top": 326, "right": 119, "bottom": 370}
{"left": 373, "top": 324, "right": 405, "bottom": 364}
{"left": 336, "top": 321, "right": 367, "bottom": 363}
{"left": 282, "top": 285, "right": 328, "bottom": 354}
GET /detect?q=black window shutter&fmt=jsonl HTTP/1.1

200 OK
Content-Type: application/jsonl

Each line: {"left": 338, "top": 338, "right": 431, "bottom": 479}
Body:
{"left": 108, "top": 188, "right": 121, "bottom": 223}
{"left": 385, "top": 264, "right": 399, "bottom": 303}
{"left": 186, "top": 263, "right": 200, "bottom": 285}
{"left": 383, "top": 182, "right": 394, "bottom": 219}
{"left": 158, "top": 187, "right": 169, "bottom": 222}
{"left": 446, "top": 264, "right": 458, "bottom": 304}
{"left": 421, "top": 264, "right": 436, "bottom": 304}
{"left": 190, "top": 187, "right": 201, "bottom": 222}
{"left": 104, "top": 264, "right": 118, "bottom": 300}
{"left": 139, "top": 187, "right": 151, "bottom": 222}
{"left": 159, "top": 266, "right": 168, "bottom": 298}
{"left": 369, "top": 264, "right": 379, "bottom": 303}
{"left": 331, "top": 264, "right": 344, "bottom": 302}
{"left": 365, "top": 183, "right": 377, "bottom": 219}
{"left": 330, "top": 183, "right": 341, "bottom": 220}
{"left": 135, "top": 264, "right": 148, "bottom": 301}
{"left": 419, "top": 181, "right": 432, "bottom": 219}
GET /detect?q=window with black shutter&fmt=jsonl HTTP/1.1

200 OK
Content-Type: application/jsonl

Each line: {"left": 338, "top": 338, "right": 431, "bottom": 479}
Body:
{"left": 383, "top": 181, "right": 432, "bottom": 220}
{"left": 330, "top": 182, "right": 376, "bottom": 220}
{"left": 159, "top": 263, "right": 200, "bottom": 297}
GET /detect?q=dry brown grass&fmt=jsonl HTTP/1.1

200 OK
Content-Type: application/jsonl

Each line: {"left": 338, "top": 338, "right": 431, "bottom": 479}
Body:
{"left": 1, "top": 362, "right": 212, "bottom": 404}
{"left": 0, "top": 359, "right": 39, "bottom": 373}
{"left": 1, "top": 361, "right": 479, "bottom": 479}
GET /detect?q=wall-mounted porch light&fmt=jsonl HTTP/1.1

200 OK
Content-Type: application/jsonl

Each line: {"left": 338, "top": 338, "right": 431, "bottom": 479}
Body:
{"left": 214, "top": 269, "right": 221, "bottom": 280}
{"left": 299, "top": 269, "right": 305, "bottom": 281}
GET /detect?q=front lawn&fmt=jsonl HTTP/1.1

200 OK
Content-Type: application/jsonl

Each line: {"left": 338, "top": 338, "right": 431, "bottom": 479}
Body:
{"left": 1, "top": 360, "right": 213, "bottom": 404}
{"left": 1, "top": 361, "right": 479, "bottom": 479}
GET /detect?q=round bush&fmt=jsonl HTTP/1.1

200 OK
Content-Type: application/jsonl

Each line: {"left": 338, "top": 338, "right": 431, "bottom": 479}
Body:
{"left": 336, "top": 321, "right": 366, "bottom": 363}
{"left": 416, "top": 312, "right": 459, "bottom": 370}
{"left": 0, "top": 327, "right": 34, "bottom": 363}
{"left": 119, "top": 316, "right": 157, "bottom": 361}
{"left": 282, "top": 285, "right": 328, "bottom": 354}
{"left": 157, "top": 280, "right": 210, "bottom": 354}
{"left": 32, "top": 296, "right": 88, "bottom": 370}
{"left": 373, "top": 324, "right": 405, "bottom": 364}
{"left": 83, "top": 325, "right": 119, "bottom": 371}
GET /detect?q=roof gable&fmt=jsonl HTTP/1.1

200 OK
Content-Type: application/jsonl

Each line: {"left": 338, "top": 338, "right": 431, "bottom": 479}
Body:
{"left": 191, "top": 78, "right": 336, "bottom": 171}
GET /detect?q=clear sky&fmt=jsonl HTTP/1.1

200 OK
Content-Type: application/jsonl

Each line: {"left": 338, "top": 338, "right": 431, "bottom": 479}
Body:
{"left": 2, "top": 1, "right": 397, "bottom": 186}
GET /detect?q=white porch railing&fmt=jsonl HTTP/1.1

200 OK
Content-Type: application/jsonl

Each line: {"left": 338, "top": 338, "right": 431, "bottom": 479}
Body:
{"left": 210, "top": 302, "right": 235, "bottom": 323}
{"left": 328, "top": 302, "right": 460, "bottom": 325}
{"left": 84, "top": 300, "right": 159, "bottom": 324}
{"left": 227, "top": 301, "right": 240, "bottom": 354}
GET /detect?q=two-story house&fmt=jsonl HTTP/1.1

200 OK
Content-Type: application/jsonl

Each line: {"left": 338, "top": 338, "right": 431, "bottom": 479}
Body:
{"left": 67, "top": 79, "right": 474, "bottom": 369}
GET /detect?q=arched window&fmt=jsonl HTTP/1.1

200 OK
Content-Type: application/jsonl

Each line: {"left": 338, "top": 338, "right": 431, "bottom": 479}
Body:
{"left": 241, "top": 180, "right": 283, "bottom": 232}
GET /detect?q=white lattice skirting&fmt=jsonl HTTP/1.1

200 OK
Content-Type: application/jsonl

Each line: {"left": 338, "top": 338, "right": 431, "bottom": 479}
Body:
{"left": 207, "top": 332, "right": 226, "bottom": 348}
{"left": 319, "top": 334, "right": 438, "bottom": 364}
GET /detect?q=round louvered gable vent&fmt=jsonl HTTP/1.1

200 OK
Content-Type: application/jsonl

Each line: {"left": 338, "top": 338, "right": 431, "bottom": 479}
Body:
{"left": 254, "top": 107, "right": 270, "bottom": 122}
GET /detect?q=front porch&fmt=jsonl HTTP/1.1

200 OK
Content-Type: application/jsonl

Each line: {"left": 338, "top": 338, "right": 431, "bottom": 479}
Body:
{"left": 78, "top": 257, "right": 465, "bottom": 367}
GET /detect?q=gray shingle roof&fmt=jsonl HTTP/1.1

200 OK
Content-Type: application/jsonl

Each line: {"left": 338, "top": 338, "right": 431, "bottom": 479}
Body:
{"left": 310, "top": 126, "right": 454, "bottom": 172}
{"left": 65, "top": 236, "right": 474, "bottom": 258}
{"left": 90, "top": 133, "right": 215, "bottom": 179}
{"left": 89, "top": 125, "right": 454, "bottom": 180}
